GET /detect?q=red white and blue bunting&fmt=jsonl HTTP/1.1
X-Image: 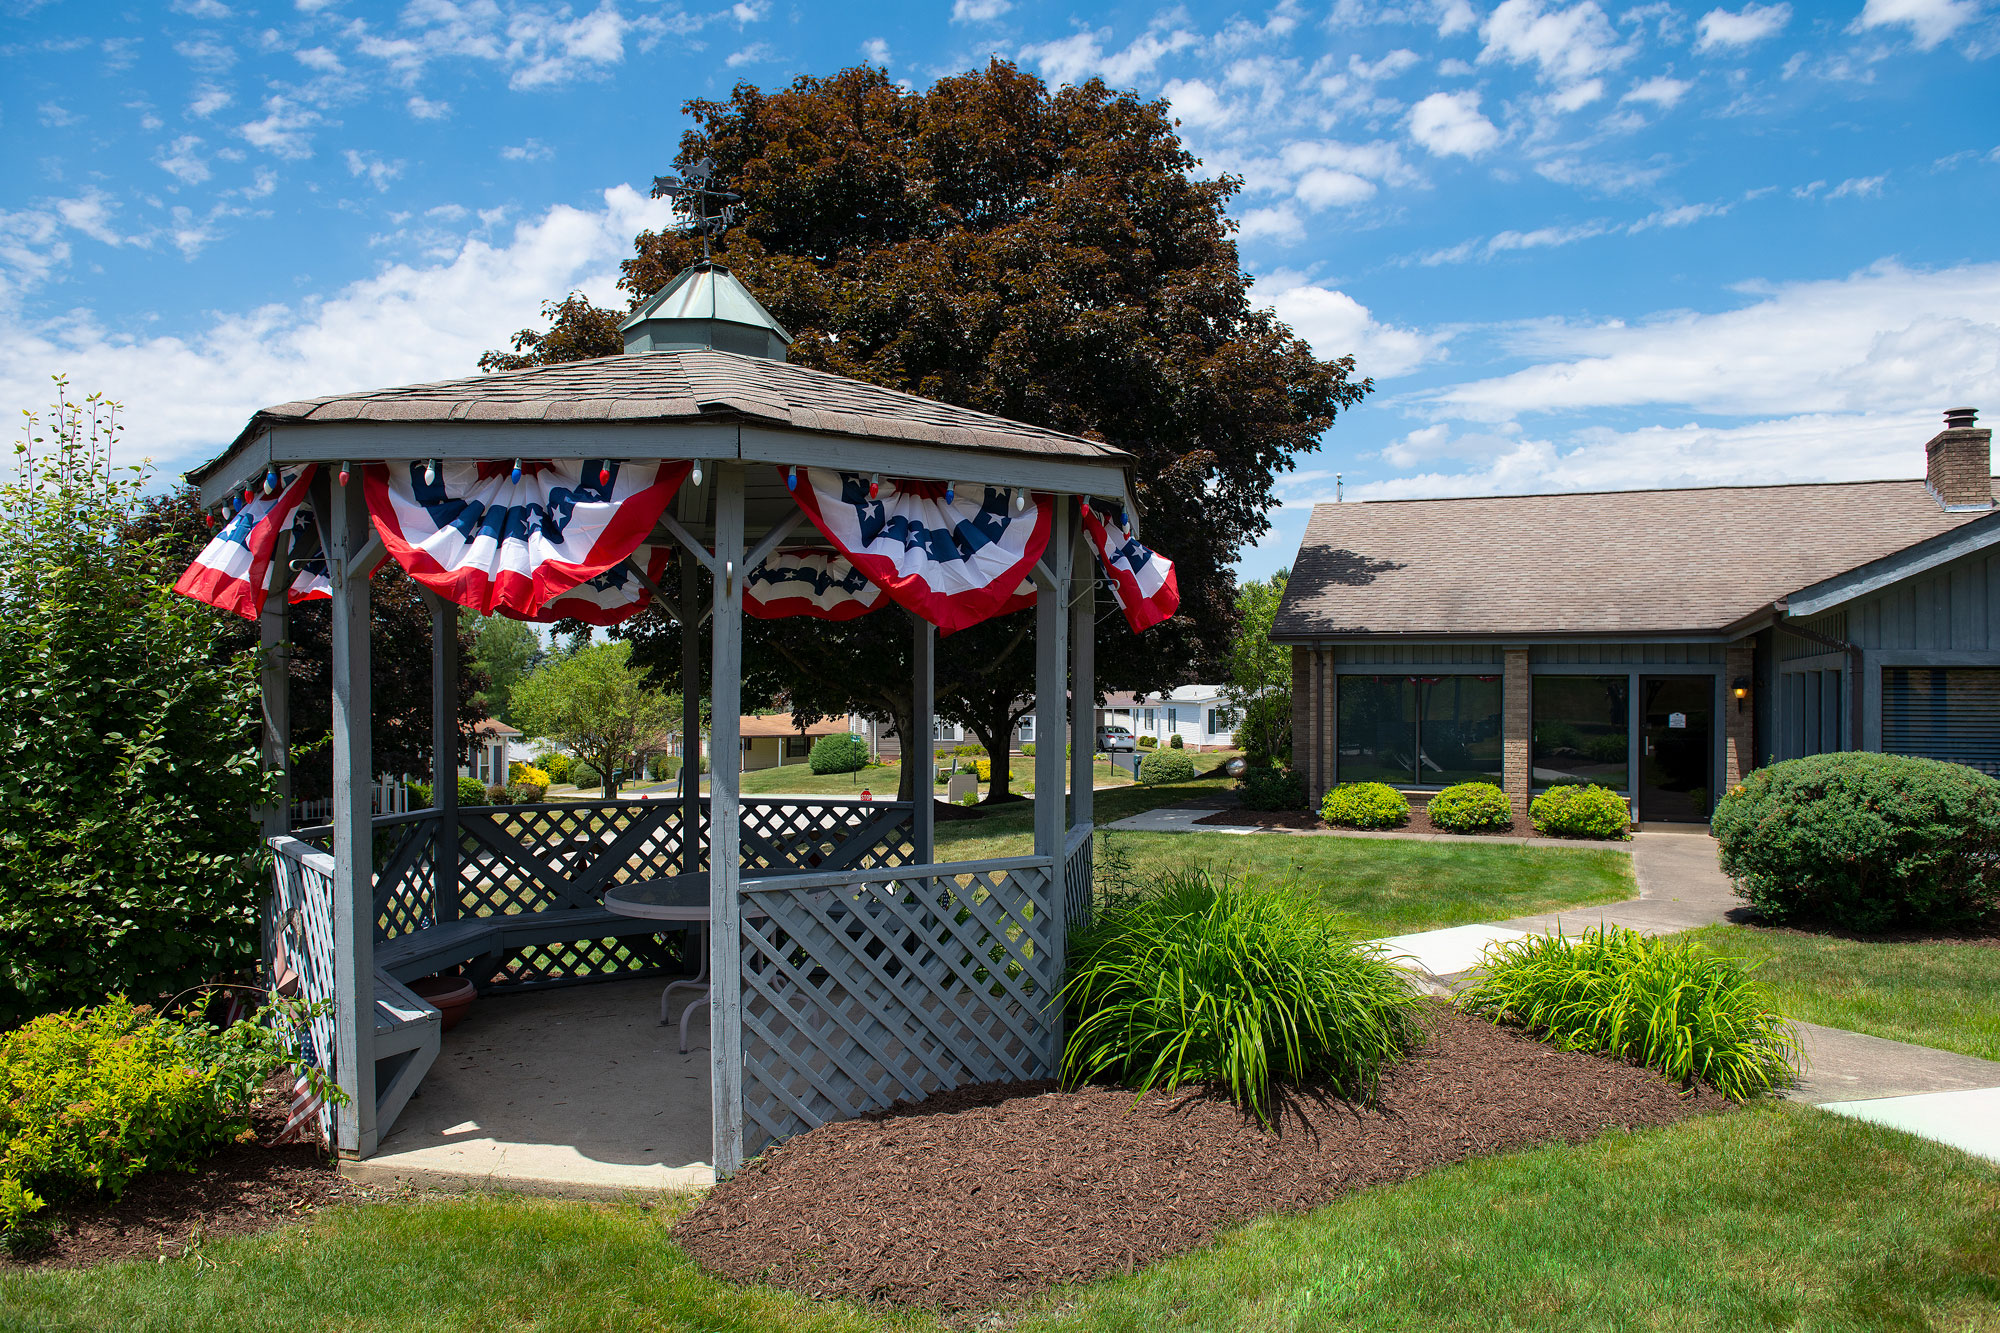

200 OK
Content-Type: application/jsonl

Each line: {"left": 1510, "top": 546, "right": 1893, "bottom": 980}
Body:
{"left": 527, "top": 543, "right": 672, "bottom": 626}
{"left": 743, "top": 549, "right": 886, "bottom": 621}
{"left": 364, "top": 459, "right": 689, "bottom": 619}
{"left": 174, "top": 465, "right": 317, "bottom": 620}
{"left": 1082, "top": 501, "right": 1179, "bottom": 633}
{"left": 783, "top": 467, "right": 1051, "bottom": 634}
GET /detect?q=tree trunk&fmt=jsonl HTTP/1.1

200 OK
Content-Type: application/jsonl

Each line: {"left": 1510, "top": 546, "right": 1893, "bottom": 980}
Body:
{"left": 887, "top": 702, "right": 918, "bottom": 803}
{"left": 963, "top": 702, "right": 1030, "bottom": 802}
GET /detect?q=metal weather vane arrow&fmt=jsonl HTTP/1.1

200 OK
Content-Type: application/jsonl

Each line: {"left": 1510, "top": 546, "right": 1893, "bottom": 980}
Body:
{"left": 652, "top": 157, "right": 747, "bottom": 260}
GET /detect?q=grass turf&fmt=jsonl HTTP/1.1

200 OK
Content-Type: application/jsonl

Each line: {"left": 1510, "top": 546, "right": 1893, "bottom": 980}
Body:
{"left": 6, "top": 1105, "right": 1995, "bottom": 1331}
{"left": 1684, "top": 923, "right": 2000, "bottom": 1063}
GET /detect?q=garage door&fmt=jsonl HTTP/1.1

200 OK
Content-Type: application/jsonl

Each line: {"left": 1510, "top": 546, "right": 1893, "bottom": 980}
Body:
{"left": 1881, "top": 667, "right": 2000, "bottom": 775}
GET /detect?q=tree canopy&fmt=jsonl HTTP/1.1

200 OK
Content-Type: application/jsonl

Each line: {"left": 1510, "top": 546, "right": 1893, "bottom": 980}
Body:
{"left": 1223, "top": 569, "right": 1291, "bottom": 764}
{"left": 510, "top": 640, "right": 678, "bottom": 798}
{"left": 468, "top": 613, "right": 542, "bottom": 724}
{"left": 486, "top": 62, "right": 1368, "bottom": 796}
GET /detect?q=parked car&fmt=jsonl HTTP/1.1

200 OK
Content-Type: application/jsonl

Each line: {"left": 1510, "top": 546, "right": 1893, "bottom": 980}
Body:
{"left": 1096, "top": 725, "right": 1136, "bottom": 752}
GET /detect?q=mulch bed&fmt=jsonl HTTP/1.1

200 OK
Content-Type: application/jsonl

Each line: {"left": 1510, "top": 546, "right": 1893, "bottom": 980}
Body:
{"left": 1734, "top": 918, "right": 2000, "bottom": 949}
{"left": 675, "top": 1007, "right": 1726, "bottom": 1310}
{"left": 4, "top": 1082, "right": 365, "bottom": 1270}
{"left": 1194, "top": 799, "right": 1561, "bottom": 840}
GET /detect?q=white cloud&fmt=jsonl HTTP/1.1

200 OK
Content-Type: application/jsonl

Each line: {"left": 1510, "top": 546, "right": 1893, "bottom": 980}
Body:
{"left": 0, "top": 186, "right": 677, "bottom": 479}
{"left": 1408, "top": 90, "right": 1501, "bottom": 157}
{"left": 1020, "top": 24, "right": 1199, "bottom": 87}
{"left": 407, "top": 94, "right": 450, "bottom": 119}
{"left": 172, "top": 0, "right": 232, "bottom": 15}
{"left": 156, "top": 135, "right": 212, "bottom": 185}
{"left": 860, "top": 37, "right": 890, "bottom": 65}
{"left": 237, "top": 96, "right": 319, "bottom": 159}
{"left": 294, "top": 45, "right": 343, "bottom": 72}
{"left": 1546, "top": 77, "right": 1604, "bottom": 111}
{"left": 1163, "top": 77, "right": 1233, "bottom": 128}
{"left": 1693, "top": 3, "right": 1791, "bottom": 52}
{"left": 38, "top": 103, "right": 79, "bottom": 128}
{"left": 1350, "top": 48, "right": 1421, "bottom": 81}
{"left": 1487, "top": 221, "right": 1609, "bottom": 252}
{"left": 343, "top": 149, "right": 403, "bottom": 191}
{"left": 350, "top": 0, "right": 660, "bottom": 90}
{"left": 174, "top": 37, "right": 237, "bottom": 72}
{"left": 1236, "top": 204, "right": 1305, "bottom": 244}
{"left": 1295, "top": 169, "right": 1376, "bottom": 207}
{"left": 1827, "top": 174, "right": 1886, "bottom": 198}
{"left": 1253, "top": 270, "right": 1449, "bottom": 379}
{"left": 725, "top": 41, "right": 774, "bottom": 67}
{"left": 1434, "top": 0, "right": 1479, "bottom": 35}
{"left": 1479, "top": 0, "right": 1634, "bottom": 87}
{"left": 1428, "top": 260, "right": 2000, "bottom": 421}
{"left": 189, "top": 83, "right": 233, "bottom": 118}
{"left": 1622, "top": 75, "right": 1690, "bottom": 107}
{"left": 1630, "top": 201, "right": 1727, "bottom": 229}
{"left": 1851, "top": 0, "right": 1981, "bottom": 50}
{"left": 501, "top": 139, "right": 553, "bottom": 161}
{"left": 951, "top": 0, "right": 1011, "bottom": 22}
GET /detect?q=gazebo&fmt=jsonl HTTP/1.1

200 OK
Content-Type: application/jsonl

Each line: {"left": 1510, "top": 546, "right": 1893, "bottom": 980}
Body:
{"left": 178, "top": 260, "right": 1177, "bottom": 1176}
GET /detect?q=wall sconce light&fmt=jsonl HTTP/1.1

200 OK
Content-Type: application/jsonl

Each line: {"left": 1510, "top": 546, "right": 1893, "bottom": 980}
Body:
{"left": 1732, "top": 676, "right": 1751, "bottom": 712}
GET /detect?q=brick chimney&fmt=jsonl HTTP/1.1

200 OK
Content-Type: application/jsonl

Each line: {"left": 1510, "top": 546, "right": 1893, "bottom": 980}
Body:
{"left": 1925, "top": 407, "right": 1993, "bottom": 511}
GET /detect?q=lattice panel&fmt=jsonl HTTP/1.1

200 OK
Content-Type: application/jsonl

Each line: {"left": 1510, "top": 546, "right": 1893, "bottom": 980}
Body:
{"left": 737, "top": 860, "right": 1059, "bottom": 1154}
{"left": 372, "top": 816, "right": 440, "bottom": 942}
{"left": 266, "top": 839, "right": 339, "bottom": 1144}
{"left": 490, "top": 931, "right": 690, "bottom": 989}
{"left": 453, "top": 801, "right": 691, "bottom": 919}
{"left": 739, "top": 799, "right": 915, "bottom": 875}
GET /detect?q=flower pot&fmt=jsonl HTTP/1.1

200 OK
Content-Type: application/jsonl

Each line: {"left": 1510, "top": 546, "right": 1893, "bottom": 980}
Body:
{"left": 410, "top": 974, "right": 478, "bottom": 1032}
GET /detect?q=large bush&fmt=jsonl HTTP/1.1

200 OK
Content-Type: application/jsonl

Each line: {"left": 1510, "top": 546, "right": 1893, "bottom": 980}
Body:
{"left": 1138, "top": 748, "right": 1198, "bottom": 785}
{"left": 0, "top": 388, "right": 272, "bottom": 1025}
{"left": 1712, "top": 752, "right": 2000, "bottom": 930}
{"left": 1238, "top": 766, "right": 1305, "bottom": 810}
{"left": 807, "top": 733, "right": 870, "bottom": 775}
{"left": 532, "top": 751, "right": 574, "bottom": 784}
{"left": 1063, "top": 869, "right": 1423, "bottom": 1126}
{"left": 1427, "top": 782, "right": 1513, "bottom": 832}
{"left": 456, "top": 774, "right": 490, "bottom": 807}
{"left": 1321, "top": 782, "right": 1409, "bottom": 829}
{"left": 0, "top": 996, "right": 339, "bottom": 1250}
{"left": 1459, "top": 927, "right": 1799, "bottom": 1101}
{"left": 1529, "top": 784, "right": 1631, "bottom": 839}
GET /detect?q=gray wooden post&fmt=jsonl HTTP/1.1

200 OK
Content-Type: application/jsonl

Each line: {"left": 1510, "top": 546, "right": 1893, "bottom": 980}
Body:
{"left": 424, "top": 590, "right": 459, "bottom": 924}
{"left": 1068, "top": 503, "right": 1094, "bottom": 834}
{"left": 708, "top": 465, "right": 746, "bottom": 1176}
{"left": 681, "top": 551, "right": 702, "bottom": 874}
{"left": 257, "top": 525, "right": 293, "bottom": 846}
{"left": 911, "top": 613, "right": 935, "bottom": 864}
{"left": 327, "top": 468, "right": 378, "bottom": 1157}
{"left": 1033, "top": 499, "right": 1073, "bottom": 1074}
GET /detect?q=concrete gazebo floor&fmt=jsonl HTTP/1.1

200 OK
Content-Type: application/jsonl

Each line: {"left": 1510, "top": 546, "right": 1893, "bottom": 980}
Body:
{"left": 342, "top": 976, "right": 715, "bottom": 1197}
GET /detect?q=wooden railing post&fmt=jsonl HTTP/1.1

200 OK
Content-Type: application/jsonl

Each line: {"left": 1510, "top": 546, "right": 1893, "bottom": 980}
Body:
{"left": 911, "top": 614, "right": 935, "bottom": 866}
{"left": 424, "top": 589, "right": 459, "bottom": 925}
{"left": 708, "top": 465, "right": 746, "bottom": 1177}
{"left": 258, "top": 525, "right": 292, "bottom": 844}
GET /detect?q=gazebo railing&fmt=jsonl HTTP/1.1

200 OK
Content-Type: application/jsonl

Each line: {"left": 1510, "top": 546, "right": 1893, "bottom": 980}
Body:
{"left": 266, "top": 836, "right": 341, "bottom": 1144}
{"left": 735, "top": 853, "right": 1060, "bottom": 1155}
{"left": 1062, "top": 822, "right": 1095, "bottom": 936}
{"left": 292, "top": 795, "right": 920, "bottom": 991}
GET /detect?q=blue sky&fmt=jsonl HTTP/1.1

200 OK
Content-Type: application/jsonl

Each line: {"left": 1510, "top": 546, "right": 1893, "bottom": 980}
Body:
{"left": 3, "top": 0, "right": 1997, "bottom": 580}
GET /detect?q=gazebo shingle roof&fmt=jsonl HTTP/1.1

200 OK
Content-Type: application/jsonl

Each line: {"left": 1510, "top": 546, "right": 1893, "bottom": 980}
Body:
{"left": 236, "top": 349, "right": 1127, "bottom": 462}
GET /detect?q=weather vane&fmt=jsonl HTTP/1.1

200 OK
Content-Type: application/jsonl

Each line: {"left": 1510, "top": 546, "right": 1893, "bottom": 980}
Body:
{"left": 651, "top": 157, "right": 745, "bottom": 260}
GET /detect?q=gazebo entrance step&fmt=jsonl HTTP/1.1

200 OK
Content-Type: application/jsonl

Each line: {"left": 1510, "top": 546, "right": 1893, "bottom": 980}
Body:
{"left": 372, "top": 967, "right": 440, "bottom": 1140}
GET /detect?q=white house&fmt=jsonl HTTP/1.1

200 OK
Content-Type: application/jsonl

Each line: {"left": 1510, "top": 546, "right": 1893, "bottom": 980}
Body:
{"left": 1100, "top": 685, "right": 1236, "bottom": 751}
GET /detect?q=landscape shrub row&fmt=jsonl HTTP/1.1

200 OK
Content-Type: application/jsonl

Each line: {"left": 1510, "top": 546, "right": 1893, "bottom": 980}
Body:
{"left": 1321, "top": 782, "right": 1409, "bottom": 828}
{"left": 1137, "top": 749, "right": 1197, "bottom": 785}
{"left": 1237, "top": 766, "right": 1305, "bottom": 811}
{"left": 1426, "top": 782, "right": 1512, "bottom": 832}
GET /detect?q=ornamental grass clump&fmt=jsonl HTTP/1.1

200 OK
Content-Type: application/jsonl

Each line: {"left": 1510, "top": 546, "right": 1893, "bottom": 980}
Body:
{"left": 1061, "top": 868, "right": 1424, "bottom": 1127}
{"left": 1458, "top": 927, "right": 1800, "bottom": 1101}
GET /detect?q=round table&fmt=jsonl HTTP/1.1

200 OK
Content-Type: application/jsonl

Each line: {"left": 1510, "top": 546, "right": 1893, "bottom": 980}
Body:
{"left": 602, "top": 875, "right": 717, "bottom": 1053}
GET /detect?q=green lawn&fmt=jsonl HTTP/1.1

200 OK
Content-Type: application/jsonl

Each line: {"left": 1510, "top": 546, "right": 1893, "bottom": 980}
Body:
{"left": 1686, "top": 924, "right": 2000, "bottom": 1063}
{"left": 9, "top": 1105, "right": 1996, "bottom": 1332}
{"left": 556, "top": 756, "right": 1147, "bottom": 800}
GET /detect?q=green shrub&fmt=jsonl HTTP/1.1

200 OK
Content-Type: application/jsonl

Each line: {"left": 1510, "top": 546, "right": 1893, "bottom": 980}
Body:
{"left": 1020, "top": 742, "right": 1035, "bottom": 757}
{"left": 1168, "top": 733, "right": 1184, "bottom": 749}
{"left": 1238, "top": 766, "right": 1305, "bottom": 810}
{"left": 484, "top": 784, "right": 511, "bottom": 805}
{"left": 1063, "top": 868, "right": 1424, "bottom": 1127}
{"left": 504, "top": 781, "right": 545, "bottom": 804}
{"left": 1711, "top": 752, "right": 2000, "bottom": 930}
{"left": 1320, "top": 782, "right": 1410, "bottom": 829}
{"left": 807, "top": 733, "right": 870, "bottom": 775}
{"left": 1137, "top": 734, "right": 1158, "bottom": 750}
{"left": 1459, "top": 927, "right": 1800, "bottom": 1101}
{"left": 569, "top": 762, "right": 600, "bottom": 792}
{"left": 950, "top": 742, "right": 987, "bottom": 757}
{"left": 1427, "top": 782, "right": 1513, "bottom": 832}
{"left": 1530, "top": 784, "right": 1630, "bottom": 839}
{"left": 408, "top": 780, "right": 432, "bottom": 807}
{"left": 0, "top": 996, "right": 341, "bottom": 1250}
{"left": 1138, "top": 749, "right": 1198, "bottom": 785}
{"left": 534, "top": 751, "right": 573, "bottom": 784}
{"left": 457, "top": 775, "right": 490, "bottom": 807}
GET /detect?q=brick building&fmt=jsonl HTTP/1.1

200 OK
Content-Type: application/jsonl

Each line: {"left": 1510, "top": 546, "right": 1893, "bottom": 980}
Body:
{"left": 1274, "top": 408, "right": 2000, "bottom": 823}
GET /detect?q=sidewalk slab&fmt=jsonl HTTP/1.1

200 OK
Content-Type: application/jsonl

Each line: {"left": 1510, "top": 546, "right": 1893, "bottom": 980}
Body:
{"left": 1786, "top": 1021, "right": 2000, "bottom": 1104}
{"left": 1819, "top": 1087, "right": 2000, "bottom": 1166}
{"left": 1373, "top": 924, "right": 1528, "bottom": 978}
{"left": 1106, "top": 806, "right": 1255, "bottom": 834}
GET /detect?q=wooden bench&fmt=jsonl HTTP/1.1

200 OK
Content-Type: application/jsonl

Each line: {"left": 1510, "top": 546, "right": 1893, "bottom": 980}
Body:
{"left": 375, "top": 902, "right": 688, "bottom": 986}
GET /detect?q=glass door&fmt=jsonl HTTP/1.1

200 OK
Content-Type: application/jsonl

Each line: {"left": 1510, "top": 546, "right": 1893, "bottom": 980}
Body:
{"left": 1639, "top": 676, "right": 1714, "bottom": 822}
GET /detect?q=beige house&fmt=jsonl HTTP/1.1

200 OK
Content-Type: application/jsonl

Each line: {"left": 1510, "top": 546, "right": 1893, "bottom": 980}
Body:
{"left": 740, "top": 712, "right": 853, "bottom": 771}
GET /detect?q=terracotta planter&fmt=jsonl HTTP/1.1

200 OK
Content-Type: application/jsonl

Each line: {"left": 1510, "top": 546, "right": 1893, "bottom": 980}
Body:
{"left": 410, "top": 974, "right": 478, "bottom": 1032}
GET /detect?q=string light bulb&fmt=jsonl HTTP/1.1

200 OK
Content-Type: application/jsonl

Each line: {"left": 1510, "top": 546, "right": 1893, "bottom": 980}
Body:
{"left": 945, "top": 482, "right": 955, "bottom": 505}
{"left": 510, "top": 458, "right": 523, "bottom": 484}
{"left": 786, "top": 466, "right": 798, "bottom": 491}
{"left": 243, "top": 486, "right": 254, "bottom": 504}
{"left": 264, "top": 468, "right": 279, "bottom": 495}
{"left": 424, "top": 460, "right": 438, "bottom": 487}
{"left": 599, "top": 462, "right": 612, "bottom": 486}
{"left": 338, "top": 463, "right": 351, "bottom": 487}
{"left": 691, "top": 460, "right": 703, "bottom": 486}
{"left": 868, "top": 473, "right": 881, "bottom": 499}
{"left": 1014, "top": 489, "right": 1027, "bottom": 513}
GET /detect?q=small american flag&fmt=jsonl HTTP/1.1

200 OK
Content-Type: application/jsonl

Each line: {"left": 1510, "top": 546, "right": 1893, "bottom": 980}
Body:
{"left": 275, "top": 1027, "right": 328, "bottom": 1145}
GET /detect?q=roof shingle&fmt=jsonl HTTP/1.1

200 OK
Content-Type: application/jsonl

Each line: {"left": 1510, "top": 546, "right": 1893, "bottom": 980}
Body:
{"left": 1273, "top": 478, "right": 1998, "bottom": 640}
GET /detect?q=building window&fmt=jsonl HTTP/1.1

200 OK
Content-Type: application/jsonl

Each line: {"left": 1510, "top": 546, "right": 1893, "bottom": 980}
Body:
{"left": 784, "top": 736, "right": 811, "bottom": 758}
{"left": 1533, "top": 675, "right": 1631, "bottom": 791}
{"left": 1143, "top": 708, "right": 1156, "bottom": 728}
{"left": 1208, "top": 707, "right": 1236, "bottom": 735}
{"left": 1167, "top": 707, "right": 1179, "bottom": 731}
{"left": 1883, "top": 667, "right": 2000, "bottom": 774}
{"left": 1019, "top": 715, "right": 1035, "bottom": 743}
{"left": 1337, "top": 675, "right": 1502, "bottom": 786}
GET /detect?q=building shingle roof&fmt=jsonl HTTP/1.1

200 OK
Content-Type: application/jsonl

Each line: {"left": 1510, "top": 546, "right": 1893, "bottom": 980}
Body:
{"left": 738, "top": 712, "right": 852, "bottom": 739}
{"left": 234, "top": 350, "right": 1126, "bottom": 463}
{"left": 1273, "top": 477, "right": 1998, "bottom": 640}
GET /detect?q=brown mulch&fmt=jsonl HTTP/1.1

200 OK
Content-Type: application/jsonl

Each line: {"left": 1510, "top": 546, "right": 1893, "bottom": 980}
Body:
{"left": 675, "top": 1007, "right": 1726, "bottom": 1310}
{"left": 4, "top": 1081, "right": 366, "bottom": 1270}
{"left": 1734, "top": 918, "right": 2000, "bottom": 949}
{"left": 1195, "top": 798, "right": 1556, "bottom": 839}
